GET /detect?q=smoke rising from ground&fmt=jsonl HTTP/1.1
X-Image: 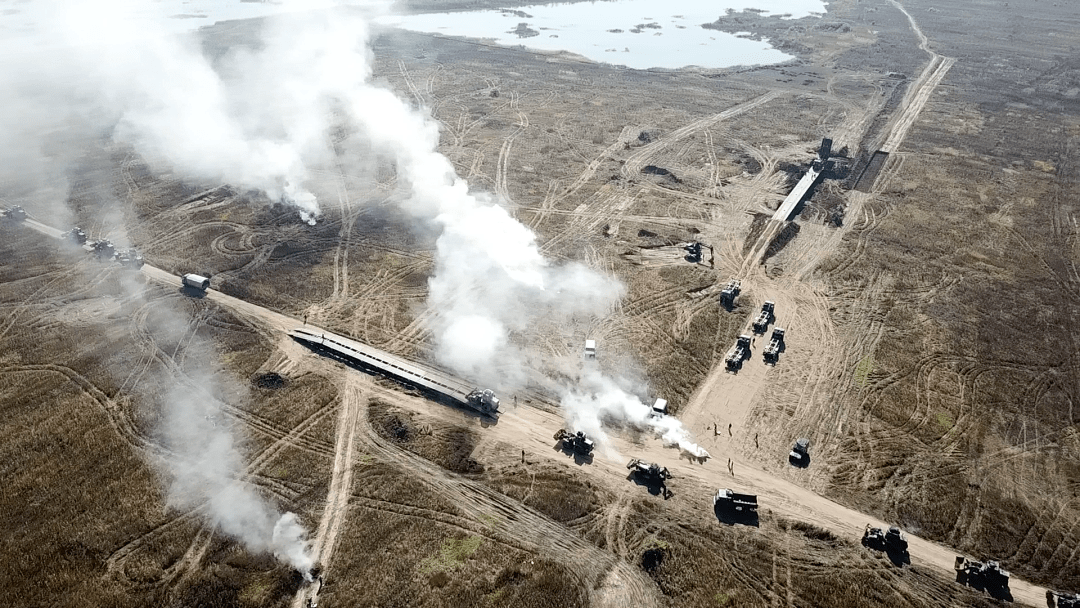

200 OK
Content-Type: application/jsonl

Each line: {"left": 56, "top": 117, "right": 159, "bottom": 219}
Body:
{"left": 6, "top": 0, "right": 701, "bottom": 566}
{"left": 562, "top": 369, "right": 710, "bottom": 460}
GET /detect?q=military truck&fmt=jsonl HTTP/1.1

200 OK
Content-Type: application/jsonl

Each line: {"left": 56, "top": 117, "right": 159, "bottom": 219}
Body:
{"left": 182, "top": 273, "right": 211, "bottom": 291}
{"left": 763, "top": 327, "right": 785, "bottom": 364}
{"left": 684, "top": 241, "right": 702, "bottom": 263}
{"left": 584, "top": 339, "right": 597, "bottom": 360}
{"left": 719, "top": 279, "right": 741, "bottom": 309}
{"left": 752, "top": 301, "right": 775, "bottom": 334}
{"left": 554, "top": 429, "right": 595, "bottom": 456}
{"left": 116, "top": 248, "right": 144, "bottom": 269}
{"left": 84, "top": 239, "right": 116, "bottom": 260}
{"left": 627, "top": 458, "right": 673, "bottom": 498}
{"left": 725, "top": 335, "right": 752, "bottom": 371}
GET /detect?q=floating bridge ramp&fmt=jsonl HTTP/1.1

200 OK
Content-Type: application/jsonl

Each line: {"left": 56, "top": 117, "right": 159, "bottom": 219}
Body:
{"left": 290, "top": 327, "right": 481, "bottom": 412}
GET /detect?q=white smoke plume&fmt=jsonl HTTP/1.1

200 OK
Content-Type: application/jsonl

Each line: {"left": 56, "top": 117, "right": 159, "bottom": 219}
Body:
{"left": 562, "top": 369, "right": 710, "bottom": 460}
{"left": 3, "top": 0, "right": 702, "bottom": 512}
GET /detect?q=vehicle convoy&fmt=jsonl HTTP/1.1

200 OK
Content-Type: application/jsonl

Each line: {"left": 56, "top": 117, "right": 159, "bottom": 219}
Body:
{"left": 725, "top": 335, "right": 752, "bottom": 371}
{"left": 955, "top": 556, "right": 1011, "bottom": 598}
{"left": 789, "top": 437, "right": 810, "bottom": 466}
{"left": 182, "top": 273, "right": 211, "bottom": 291}
{"left": 719, "top": 278, "right": 741, "bottom": 308}
{"left": 627, "top": 458, "right": 673, "bottom": 498}
{"left": 763, "top": 327, "right": 785, "bottom": 364}
{"left": 752, "top": 301, "right": 775, "bottom": 334}
{"left": 554, "top": 429, "right": 595, "bottom": 456}
{"left": 863, "top": 525, "right": 909, "bottom": 558}
{"left": 713, "top": 488, "right": 758, "bottom": 514}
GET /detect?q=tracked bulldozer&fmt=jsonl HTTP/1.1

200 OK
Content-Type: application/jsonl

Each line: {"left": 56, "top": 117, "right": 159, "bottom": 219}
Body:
{"left": 554, "top": 429, "right": 595, "bottom": 456}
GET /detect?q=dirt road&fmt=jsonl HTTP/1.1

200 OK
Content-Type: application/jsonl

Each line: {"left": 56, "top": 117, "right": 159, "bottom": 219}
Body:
{"left": 20, "top": 214, "right": 1050, "bottom": 605}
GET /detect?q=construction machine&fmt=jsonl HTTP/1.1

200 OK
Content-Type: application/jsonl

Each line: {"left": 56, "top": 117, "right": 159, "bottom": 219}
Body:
{"left": 1, "top": 205, "right": 27, "bottom": 223}
{"left": 465, "top": 389, "right": 500, "bottom": 416}
{"left": 116, "top": 248, "right": 144, "bottom": 269}
{"left": 719, "top": 279, "right": 740, "bottom": 308}
{"left": 863, "top": 524, "right": 909, "bottom": 557}
{"left": 554, "top": 429, "right": 595, "bottom": 456}
{"left": 789, "top": 437, "right": 810, "bottom": 466}
{"left": 627, "top": 458, "right": 673, "bottom": 498}
{"left": 763, "top": 327, "right": 785, "bottom": 364}
{"left": 84, "top": 239, "right": 116, "bottom": 260}
{"left": 64, "top": 227, "right": 87, "bottom": 245}
{"left": 684, "top": 241, "right": 703, "bottom": 263}
{"left": 752, "top": 301, "right": 775, "bottom": 334}
{"left": 955, "top": 556, "right": 1011, "bottom": 598}
{"left": 725, "top": 335, "right": 752, "bottom": 371}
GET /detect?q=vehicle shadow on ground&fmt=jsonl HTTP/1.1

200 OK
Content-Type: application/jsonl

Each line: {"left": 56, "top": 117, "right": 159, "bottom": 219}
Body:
{"left": 955, "top": 574, "right": 1012, "bottom": 602}
{"left": 552, "top": 441, "right": 594, "bottom": 465}
{"left": 713, "top": 503, "right": 760, "bottom": 527}
{"left": 178, "top": 285, "right": 207, "bottom": 299}
{"left": 627, "top": 473, "right": 672, "bottom": 499}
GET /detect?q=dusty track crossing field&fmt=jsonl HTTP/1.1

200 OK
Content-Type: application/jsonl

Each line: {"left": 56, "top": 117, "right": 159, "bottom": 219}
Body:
{"left": 6, "top": 0, "right": 1080, "bottom": 606}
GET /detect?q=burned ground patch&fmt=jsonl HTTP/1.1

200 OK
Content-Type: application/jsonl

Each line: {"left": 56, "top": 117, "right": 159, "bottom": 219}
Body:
{"left": 368, "top": 400, "right": 484, "bottom": 475}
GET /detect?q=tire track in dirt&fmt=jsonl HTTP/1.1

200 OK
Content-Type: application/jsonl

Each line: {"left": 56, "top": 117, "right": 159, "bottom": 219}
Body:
{"left": 622, "top": 91, "right": 782, "bottom": 178}
{"left": 294, "top": 379, "right": 361, "bottom": 608}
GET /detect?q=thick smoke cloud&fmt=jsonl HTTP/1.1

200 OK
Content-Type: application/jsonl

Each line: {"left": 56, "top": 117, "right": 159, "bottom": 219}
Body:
{"left": 3, "top": 0, "right": 703, "bottom": 571}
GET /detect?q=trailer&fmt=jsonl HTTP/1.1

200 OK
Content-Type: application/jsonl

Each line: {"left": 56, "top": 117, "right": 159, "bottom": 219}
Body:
{"left": 182, "top": 274, "right": 211, "bottom": 291}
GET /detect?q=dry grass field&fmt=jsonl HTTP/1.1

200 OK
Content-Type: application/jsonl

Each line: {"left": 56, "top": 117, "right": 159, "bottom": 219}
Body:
{"left": 5, "top": 0, "right": 1080, "bottom": 606}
